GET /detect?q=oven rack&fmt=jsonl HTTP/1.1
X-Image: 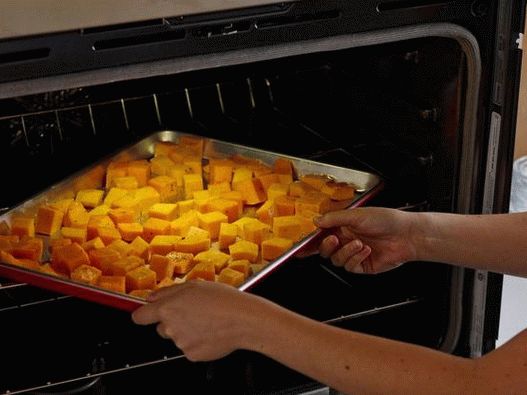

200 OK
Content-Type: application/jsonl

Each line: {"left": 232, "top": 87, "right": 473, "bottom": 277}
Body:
{"left": 0, "top": 296, "right": 421, "bottom": 395}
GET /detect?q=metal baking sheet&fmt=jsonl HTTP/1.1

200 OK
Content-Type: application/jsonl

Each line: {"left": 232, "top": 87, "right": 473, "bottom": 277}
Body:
{"left": 0, "top": 130, "right": 383, "bottom": 311}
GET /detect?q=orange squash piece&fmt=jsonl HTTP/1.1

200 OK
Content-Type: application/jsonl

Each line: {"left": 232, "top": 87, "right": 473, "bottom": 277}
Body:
{"left": 149, "top": 254, "right": 177, "bottom": 280}
{"left": 229, "top": 240, "right": 259, "bottom": 263}
{"left": 88, "top": 247, "right": 121, "bottom": 273}
{"left": 166, "top": 251, "right": 195, "bottom": 275}
{"left": 11, "top": 237, "right": 44, "bottom": 262}
{"left": 232, "top": 178, "right": 266, "bottom": 205}
{"left": 186, "top": 262, "right": 215, "bottom": 282}
{"left": 97, "top": 275, "right": 126, "bottom": 293}
{"left": 71, "top": 264, "right": 102, "bottom": 285}
{"left": 117, "top": 222, "right": 144, "bottom": 242}
{"left": 142, "top": 217, "right": 171, "bottom": 242}
{"left": 51, "top": 243, "right": 90, "bottom": 274}
{"left": 218, "top": 267, "right": 245, "bottom": 287}
{"left": 261, "top": 237, "right": 294, "bottom": 261}
{"left": 126, "top": 266, "right": 157, "bottom": 292}
{"left": 108, "top": 256, "right": 144, "bottom": 276}
{"left": 227, "top": 259, "right": 251, "bottom": 278}
{"left": 11, "top": 217, "right": 35, "bottom": 238}
{"left": 35, "top": 206, "right": 64, "bottom": 236}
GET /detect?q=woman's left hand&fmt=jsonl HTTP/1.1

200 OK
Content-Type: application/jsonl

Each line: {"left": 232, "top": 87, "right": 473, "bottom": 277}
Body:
{"left": 132, "top": 280, "right": 264, "bottom": 361}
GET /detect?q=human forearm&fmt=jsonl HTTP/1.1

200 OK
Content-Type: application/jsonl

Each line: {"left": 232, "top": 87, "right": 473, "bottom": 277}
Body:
{"left": 414, "top": 212, "right": 527, "bottom": 276}
{"left": 239, "top": 300, "right": 474, "bottom": 395}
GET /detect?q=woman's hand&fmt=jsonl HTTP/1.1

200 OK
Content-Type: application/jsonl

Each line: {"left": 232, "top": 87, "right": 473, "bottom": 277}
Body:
{"left": 132, "top": 281, "right": 269, "bottom": 361}
{"left": 302, "top": 207, "right": 420, "bottom": 274}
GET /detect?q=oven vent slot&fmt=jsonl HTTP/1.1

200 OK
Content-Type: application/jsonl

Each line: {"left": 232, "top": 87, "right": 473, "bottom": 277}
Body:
{"left": 92, "top": 29, "right": 185, "bottom": 51}
{"left": 82, "top": 19, "right": 166, "bottom": 35}
{"left": 255, "top": 10, "right": 341, "bottom": 30}
{"left": 377, "top": 0, "right": 455, "bottom": 12}
{"left": 192, "top": 21, "right": 253, "bottom": 38}
{"left": 0, "top": 48, "right": 50, "bottom": 65}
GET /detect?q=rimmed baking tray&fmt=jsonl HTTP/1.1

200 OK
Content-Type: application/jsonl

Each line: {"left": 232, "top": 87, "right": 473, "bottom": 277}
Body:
{"left": 0, "top": 130, "right": 384, "bottom": 311}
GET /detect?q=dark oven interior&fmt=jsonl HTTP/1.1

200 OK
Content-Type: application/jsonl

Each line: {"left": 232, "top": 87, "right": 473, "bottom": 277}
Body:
{"left": 1, "top": 35, "right": 470, "bottom": 394}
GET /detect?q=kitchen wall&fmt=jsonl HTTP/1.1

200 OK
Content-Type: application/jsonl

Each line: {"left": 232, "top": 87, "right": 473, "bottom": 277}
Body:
{"left": 497, "top": 16, "right": 527, "bottom": 348}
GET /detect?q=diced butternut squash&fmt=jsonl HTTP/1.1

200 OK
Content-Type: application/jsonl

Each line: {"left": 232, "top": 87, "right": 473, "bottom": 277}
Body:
{"left": 109, "top": 255, "right": 145, "bottom": 276}
{"left": 150, "top": 155, "right": 176, "bottom": 176}
{"left": 267, "top": 183, "right": 289, "bottom": 201}
{"left": 111, "top": 176, "right": 139, "bottom": 190}
{"left": 71, "top": 264, "right": 102, "bottom": 285}
{"left": 150, "top": 235, "right": 181, "bottom": 255}
{"left": 103, "top": 188, "right": 129, "bottom": 207}
{"left": 229, "top": 240, "right": 259, "bottom": 263}
{"left": 107, "top": 239, "right": 133, "bottom": 258}
{"left": 61, "top": 226, "right": 87, "bottom": 244}
{"left": 87, "top": 215, "right": 115, "bottom": 240}
{"left": 206, "top": 199, "right": 240, "bottom": 223}
{"left": 76, "top": 189, "right": 104, "bottom": 209}
{"left": 96, "top": 226, "right": 122, "bottom": 246}
{"left": 127, "top": 160, "right": 151, "bottom": 187}
{"left": 218, "top": 223, "right": 238, "bottom": 250}
{"left": 98, "top": 275, "right": 126, "bottom": 293}
{"left": 11, "top": 217, "right": 35, "bottom": 238}
{"left": 89, "top": 247, "right": 121, "bottom": 273}
{"left": 174, "top": 236, "right": 210, "bottom": 255}
{"left": 149, "top": 254, "right": 177, "bottom": 280}
{"left": 170, "top": 210, "right": 199, "bottom": 237}
{"left": 209, "top": 159, "right": 234, "bottom": 184}
{"left": 177, "top": 199, "right": 195, "bottom": 214}
{"left": 82, "top": 237, "right": 105, "bottom": 252}
{"left": 256, "top": 200, "right": 274, "bottom": 225}
{"left": 208, "top": 182, "right": 231, "bottom": 195}
{"left": 197, "top": 211, "right": 228, "bottom": 240}
{"left": 257, "top": 173, "right": 280, "bottom": 193}
{"left": 148, "top": 175, "right": 179, "bottom": 202}
{"left": 228, "top": 259, "right": 251, "bottom": 278}
{"left": 232, "top": 167, "right": 252, "bottom": 185}
{"left": 243, "top": 221, "right": 270, "bottom": 246}
{"left": 11, "top": 237, "right": 44, "bottom": 262}
{"left": 51, "top": 243, "right": 90, "bottom": 274}
{"left": 126, "top": 265, "right": 157, "bottom": 291}
{"left": 232, "top": 217, "right": 261, "bottom": 239}
{"left": 261, "top": 237, "right": 294, "bottom": 261}
{"left": 183, "top": 173, "right": 204, "bottom": 199}
{"left": 232, "top": 178, "right": 266, "bottom": 205}
{"left": 156, "top": 277, "right": 176, "bottom": 289}
{"left": 273, "top": 195, "right": 297, "bottom": 216}
{"left": 49, "top": 198, "right": 74, "bottom": 214}
{"left": 194, "top": 249, "right": 231, "bottom": 273}
{"left": 117, "top": 222, "right": 144, "bottom": 242}
{"left": 320, "top": 181, "right": 356, "bottom": 201}
{"left": 148, "top": 203, "right": 179, "bottom": 221}
{"left": 89, "top": 205, "right": 111, "bottom": 216}
{"left": 295, "top": 192, "right": 331, "bottom": 216}
{"left": 108, "top": 207, "right": 137, "bottom": 224}
{"left": 272, "top": 216, "right": 303, "bottom": 242}
{"left": 300, "top": 174, "right": 332, "bottom": 190}
{"left": 166, "top": 251, "right": 195, "bottom": 275}
{"left": 218, "top": 267, "right": 245, "bottom": 287}
{"left": 129, "top": 236, "right": 150, "bottom": 260}
{"left": 35, "top": 206, "right": 64, "bottom": 236}
{"left": 142, "top": 217, "right": 171, "bottom": 242}
{"left": 186, "top": 262, "right": 215, "bottom": 282}
{"left": 50, "top": 238, "right": 72, "bottom": 252}
{"left": 289, "top": 181, "right": 318, "bottom": 197}
{"left": 129, "top": 289, "right": 153, "bottom": 299}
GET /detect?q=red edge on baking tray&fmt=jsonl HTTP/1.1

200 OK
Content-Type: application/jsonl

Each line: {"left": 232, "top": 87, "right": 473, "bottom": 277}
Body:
{"left": 0, "top": 264, "right": 146, "bottom": 312}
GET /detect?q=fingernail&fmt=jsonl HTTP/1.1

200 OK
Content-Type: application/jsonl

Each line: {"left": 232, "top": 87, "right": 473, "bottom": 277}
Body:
{"left": 313, "top": 215, "right": 323, "bottom": 226}
{"left": 353, "top": 240, "right": 363, "bottom": 249}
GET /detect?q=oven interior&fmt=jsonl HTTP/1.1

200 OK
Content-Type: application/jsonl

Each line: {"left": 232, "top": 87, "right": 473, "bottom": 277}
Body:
{"left": 0, "top": 36, "right": 466, "bottom": 394}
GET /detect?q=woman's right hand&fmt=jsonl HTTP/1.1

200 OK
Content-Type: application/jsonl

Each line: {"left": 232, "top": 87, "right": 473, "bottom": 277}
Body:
{"left": 303, "top": 207, "right": 420, "bottom": 274}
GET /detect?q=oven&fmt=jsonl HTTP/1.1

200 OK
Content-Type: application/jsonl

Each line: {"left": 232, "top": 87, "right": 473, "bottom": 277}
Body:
{"left": 0, "top": 1, "right": 524, "bottom": 393}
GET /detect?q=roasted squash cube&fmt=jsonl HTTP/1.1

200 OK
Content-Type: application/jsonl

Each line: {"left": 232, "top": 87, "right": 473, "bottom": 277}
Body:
{"left": 11, "top": 217, "right": 35, "bottom": 238}
{"left": 174, "top": 236, "right": 210, "bottom": 255}
{"left": 143, "top": 217, "right": 171, "bottom": 242}
{"left": 149, "top": 254, "right": 177, "bottom": 280}
{"left": 320, "top": 181, "right": 356, "bottom": 201}
{"left": 129, "top": 236, "right": 150, "bottom": 261}
{"left": 76, "top": 189, "right": 104, "bottom": 209}
{"left": 256, "top": 200, "right": 275, "bottom": 225}
{"left": 35, "top": 206, "right": 64, "bottom": 236}
{"left": 186, "top": 262, "right": 215, "bottom": 282}
{"left": 148, "top": 203, "right": 179, "bottom": 221}
{"left": 229, "top": 240, "right": 259, "bottom": 263}
{"left": 272, "top": 216, "right": 303, "bottom": 242}
{"left": 51, "top": 243, "right": 90, "bottom": 274}
{"left": 227, "top": 259, "right": 251, "bottom": 278}
{"left": 61, "top": 226, "right": 88, "bottom": 244}
{"left": 166, "top": 251, "right": 195, "bottom": 275}
{"left": 98, "top": 275, "right": 126, "bottom": 293}
{"left": 107, "top": 239, "right": 133, "bottom": 258}
{"left": 108, "top": 207, "right": 137, "bottom": 224}
{"left": 89, "top": 247, "right": 121, "bottom": 273}
{"left": 243, "top": 221, "right": 270, "bottom": 246}
{"left": 87, "top": 215, "right": 115, "bottom": 240}
{"left": 198, "top": 211, "right": 228, "bottom": 240}
{"left": 117, "top": 222, "right": 144, "bottom": 242}
{"left": 126, "top": 265, "right": 157, "bottom": 292}
{"left": 71, "top": 264, "right": 102, "bottom": 285}
{"left": 273, "top": 195, "right": 297, "bottom": 216}
{"left": 218, "top": 223, "right": 238, "bottom": 250}
{"left": 150, "top": 235, "right": 182, "bottom": 256}
{"left": 218, "top": 267, "right": 245, "bottom": 287}
{"left": 127, "top": 160, "right": 151, "bottom": 187}
{"left": 194, "top": 249, "right": 231, "bottom": 273}
{"left": 183, "top": 173, "right": 204, "bottom": 199}
{"left": 261, "top": 237, "right": 294, "bottom": 261}
{"left": 232, "top": 178, "right": 266, "bottom": 205}
{"left": 267, "top": 183, "right": 289, "bottom": 201}
{"left": 170, "top": 210, "right": 199, "bottom": 237}
{"left": 209, "top": 159, "right": 234, "bottom": 184}
{"left": 109, "top": 255, "right": 145, "bottom": 276}
{"left": 82, "top": 237, "right": 105, "bottom": 252}
{"left": 96, "top": 226, "right": 122, "bottom": 246}
{"left": 11, "top": 237, "right": 44, "bottom": 262}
